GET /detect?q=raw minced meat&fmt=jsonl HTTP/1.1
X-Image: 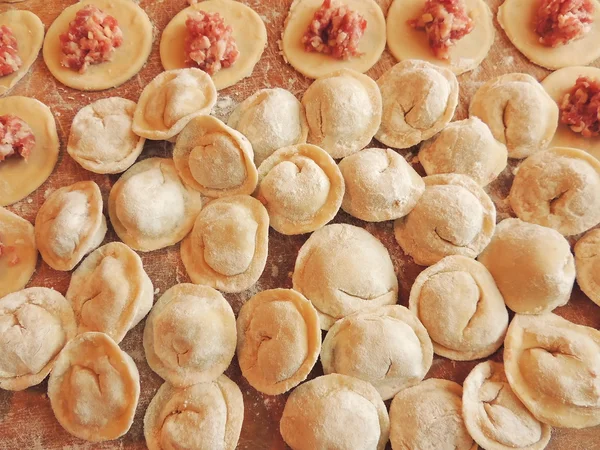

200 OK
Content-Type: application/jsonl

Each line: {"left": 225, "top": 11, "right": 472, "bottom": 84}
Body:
{"left": 0, "top": 25, "right": 22, "bottom": 76}
{"left": 536, "top": 0, "right": 595, "bottom": 47}
{"left": 560, "top": 76, "right": 600, "bottom": 137}
{"left": 0, "top": 115, "right": 35, "bottom": 162}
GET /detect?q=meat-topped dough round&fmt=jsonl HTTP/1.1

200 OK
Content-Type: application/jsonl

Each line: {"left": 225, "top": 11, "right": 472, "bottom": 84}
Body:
{"left": 132, "top": 68, "right": 217, "bottom": 141}
{"left": 48, "top": 332, "right": 140, "bottom": 442}
{"left": 394, "top": 173, "right": 496, "bottom": 266}
{"left": 108, "top": 158, "right": 203, "bottom": 252}
{"left": 173, "top": 115, "right": 257, "bottom": 197}
{"left": 463, "top": 361, "right": 552, "bottom": 450}
{"left": 280, "top": 373, "right": 390, "bottom": 450}
{"left": 66, "top": 242, "right": 153, "bottom": 343}
{"left": 376, "top": 60, "right": 459, "bottom": 149}
{"left": 469, "top": 73, "right": 559, "bottom": 159}
{"left": 338, "top": 147, "right": 425, "bottom": 222}
{"left": 0, "top": 287, "right": 76, "bottom": 391}
{"left": 301, "top": 69, "right": 382, "bottom": 159}
{"left": 504, "top": 313, "right": 600, "bottom": 429}
{"left": 143, "top": 284, "right": 236, "bottom": 387}
{"left": 575, "top": 229, "right": 600, "bottom": 307}
{"left": 390, "top": 378, "right": 476, "bottom": 450}
{"left": 321, "top": 305, "right": 433, "bottom": 400}
{"left": 67, "top": 97, "right": 145, "bottom": 174}
{"left": 144, "top": 375, "right": 244, "bottom": 450}
{"left": 293, "top": 224, "right": 398, "bottom": 330}
{"left": 228, "top": 88, "right": 308, "bottom": 166}
{"left": 419, "top": 117, "right": 508, "bottom": 186}
{"left": 255, "top": 144, "right": 344, "bottom": 235}
{"left": 509, "top": 147, "right": 600, "bottom": 236}
{"left": 236, "top": 289, "right": 321, "bottom": 395}
{"left": 409, "top": 255, "right": 508, "bottom": 361}
{"left": 35, "top": 181, "right": 107, "bottom": 271}
{"left": 181, "top": 195, "right": 269, "bottom": 293}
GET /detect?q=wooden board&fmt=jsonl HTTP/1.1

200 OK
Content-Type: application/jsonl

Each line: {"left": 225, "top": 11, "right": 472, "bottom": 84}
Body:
{"left": 0, "top": 0, "right": 599, "bottom": 449}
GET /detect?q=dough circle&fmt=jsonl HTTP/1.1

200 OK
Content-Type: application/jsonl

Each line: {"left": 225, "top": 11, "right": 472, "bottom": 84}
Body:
{"left": 43, "top": 0, "right": 153, "bottom": 91}
{"left": 281, "top": 0, "right": 386, "bottom": 79}
{"left": 574, "top": 229, "right": 600, "bottom": 307}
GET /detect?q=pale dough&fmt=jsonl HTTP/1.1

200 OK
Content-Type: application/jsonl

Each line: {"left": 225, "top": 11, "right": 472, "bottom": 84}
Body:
{"left": 574, "top": 229, "right": 600, "bottom": 307}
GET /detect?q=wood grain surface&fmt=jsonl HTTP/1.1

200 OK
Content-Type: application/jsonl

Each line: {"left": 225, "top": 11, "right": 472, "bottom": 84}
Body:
{"left": 0, "top": 0, "right": 599, "bottom": 449}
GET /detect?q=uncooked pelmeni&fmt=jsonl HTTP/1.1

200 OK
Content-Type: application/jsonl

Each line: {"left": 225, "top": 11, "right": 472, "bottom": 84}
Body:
{"left": 463, "top": 361, "right": 552, "bottom": 450}
{"left": 376, "top": 60, "right": 459, "bottom": 149}
{"left": 301, "top": 69, "right": 382, "bottom": 159}
{"left": 321, "top": 305, "right": 433, "bottom": 401}
{"left": 504, "top": 313, "right": 600, "bottom": 429}
{"left": 236, "top": 289, "right": 320, "bottom": 395}
{"left": 280, "top": 373, "right": 390, "bottom": 450}
{"left": 143, "top": 284, "right": 236, "bottom": 387}
{"left": 469, "top": 73, "right": 558, "bottom": 159}
{"left": 575, "top": 229, "right": 600, "bottom": 307}
{"left": 293, "top": 224, "right": 398, "bottom": 330}
{"left": 509, "top": 147, "right": 600, "bottom": 235}
{"left": 419, "top": 117, "right": 508, "bottom": 186}
{"left": 338, "top": 148, "right": 425, "bottom": 222}
{"left": 228, "top": 88, "right": 308, "bottom": 166}
{"left": 144, "top": 376, "right": 244, "bottom": 450}
{"left": 35, "top": 181, "right": 107, "bottom": 271}
{"left": 394, "top": 174, "right": 496, "bottom": 266}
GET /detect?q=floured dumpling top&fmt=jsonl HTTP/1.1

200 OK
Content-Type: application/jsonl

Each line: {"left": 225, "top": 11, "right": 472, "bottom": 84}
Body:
{"left": 575, "top": 229, "right": 600, "bottom": 307}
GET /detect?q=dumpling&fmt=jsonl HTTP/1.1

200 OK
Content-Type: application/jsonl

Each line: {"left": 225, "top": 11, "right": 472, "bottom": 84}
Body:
{"left": 181, "top": 195, "right": 269, "bottom": 293}
{"left": 0, "top": 287, "right": 76, "bottom": 391}
{"left": 301, "top": 68, "right": 382, "bottom": 158}
{"left": 376, "top": 60, "right": 459, "bottom": 149}
{"left": 227, "top": 88, "right": 308, "bottom": 166}
{"left": 173, "top": 115, "right": 257, "bottom": 197}
{"left": 419, "top": 117, "right": 508, "bottom": 186}
{"left": 48, "top": 331, "right": 140, "bottom": 441}
{"left": 409, "top": 256, "right": 508, "bottom": 360}
{"left": 144, "top": 376, "right": 243, "bottom": 450}
{"left": 255, "top": 144, "right": 344, "bottom": 235}
{"left": 574, "top": 229, "right": 600, "bottom": 307}
{"left": 143, "top": 284, "right": 236, "bottom": 387}
{"left": 394, "top": 174, "right": 496, "bottom": 266}
{"left": 236, "top": 288, "right": 320, "bottom": 395}
{"left": 66, "top": 242, "right": 153, "bottom": 343}
{"left": 321, "top": 305, "right": 432, "bottom": 401}
{"left": 469, "top": 73, "right": 558, "bottom": 159}
{"left": 509, "top": 147, "right": 600, "bottom": 236}
{"left": 108, "top": 158, "right": 203, "bottom": 252}
{"left": 504, "top": 313, "right": 600, "bottom": 428}
{"left": 293, "top": 223, "right": 398, "bottom": 330}
{"left": 280, "top": 373, "right": 390, "bottom": 450}
{"left": 338, "top": 147, "right": 425, "bottom": 222}
{"left": 35, "top": 181, "right": 107, "bottom": 271}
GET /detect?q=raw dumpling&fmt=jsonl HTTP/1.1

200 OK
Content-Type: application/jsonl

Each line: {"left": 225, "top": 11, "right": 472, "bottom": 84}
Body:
{"left": 181, "top": 195, "right": 269, "bottom": 293}
{"left": 236, "top": 289, "right": 320, "bottom": 395}
{"left": 463, "top": 361, "right": 552, "bottom": 450}
{"left": 469, "top": 73, "right": 558, "bottom": 159}
{"left": 293, "top": 224, "right": 398, "bottom": 330}
{"left": 376, "top": 60, "right": 459, "bottom": 149}
{"left": 478, "top": 218, "right": 575, "bottom": 314}
{"left": 338, "top": 147, "right": 425, "bottom": 222}
{"left": 0, "top": 287, "right": 76, "bottom": 391}
{"left": 108, "top": 158, "right": 203, "bottom": 252}
{"left": 504, "top": 313, "right": 600, "bottom": 428}
{"left": 228, "top": 88, "right": 308, "bottom": 166}
{"left": 35, "top": 181, "right": 107, "bottom": 271}
{"left": 301, "top": 68, "right": 382, "bottom": 158}
{"left": 255, "top": 144, "right": 344, "bottom": 235}
{"left": 173, "top": 115, "right": 257, "bottom": 197}
{"left": 321, "top": 305, "right": 433, "bottom": 400}
{"left": 394, "top": 174, "right": 496, "bottom": 266}
{"left": 509, "top": 147, "right": 600, "bottom": 236}
{"left": 419, "top": 117, "right": 508, "bottom": 186}
{"left": 66, "top": 242, "right": 153, "bottom": 343}
{"left": 409, "top": 255, "right": 508, "bottom": 360}
{"left": 574, "top": 229, "right": 600, "bottom": 307}
{"left": 48, "top": 332, "right": 140, "bottom": 441}
{"left": 144, "top": 376, "right": 243, "bottom": 450}
{"left": 143, "top": 284, "right": 236, "bottom": 387}
{"left": 280, "top": 373, "right": 390, "bottom": 450}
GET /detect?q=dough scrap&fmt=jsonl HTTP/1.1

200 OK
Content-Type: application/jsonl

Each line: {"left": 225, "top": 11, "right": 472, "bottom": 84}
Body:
{"left": 574, "top": 228, "right": 600, "bottom": 307}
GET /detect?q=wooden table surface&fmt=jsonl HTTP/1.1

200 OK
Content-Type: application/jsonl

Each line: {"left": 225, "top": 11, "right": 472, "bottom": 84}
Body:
{"left": 0, "top": 0, "right": 599, "bottom": 449}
